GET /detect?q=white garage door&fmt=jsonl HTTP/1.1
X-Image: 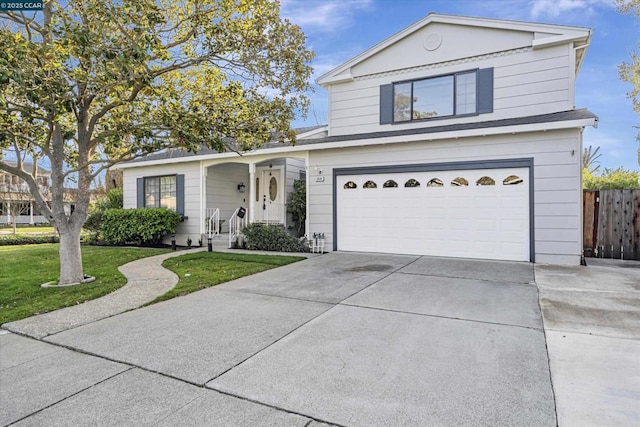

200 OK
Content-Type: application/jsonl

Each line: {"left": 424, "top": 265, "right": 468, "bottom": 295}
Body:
{"left": 336, "top": 167, "right": 530, "bottom": 261}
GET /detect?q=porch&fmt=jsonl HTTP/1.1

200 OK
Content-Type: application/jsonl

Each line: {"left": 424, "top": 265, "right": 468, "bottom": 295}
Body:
{"left": 202, "top": 157, "right": 306, "bottom": 248}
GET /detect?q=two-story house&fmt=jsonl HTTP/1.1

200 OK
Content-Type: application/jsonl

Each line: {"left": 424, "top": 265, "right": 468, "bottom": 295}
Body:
{"left": 0, "top": 162, "right": 53, "bottom": 226}
{"left": 117, "top": 13, "right": 598, "bottom": 265}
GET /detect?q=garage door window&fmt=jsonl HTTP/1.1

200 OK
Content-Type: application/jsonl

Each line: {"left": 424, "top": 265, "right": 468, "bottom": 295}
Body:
{"left": 363, "top": 180, "right": 377, "bottom": 189}
{"left": 404, "top": 179, "right": 420, "bottom": 188}
{"left": 344, "top": 181, "right": 357, "bottom": 189}
{"left": 503, "top": 175, "right": 523, "bottom": 185}
{"left": 451, "top": 177, "right": 469, "bottom": 186}
{"left": 383, "top": 180, "right": 398, "bottom": 188}
{"left": 427, "top": 178, "right": 444, "bottom": 187}
{"left": 476, "top": 176, "right": 495, "bottom": 186}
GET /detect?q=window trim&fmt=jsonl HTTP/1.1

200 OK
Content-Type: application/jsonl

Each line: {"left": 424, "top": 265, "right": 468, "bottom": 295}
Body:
{"left": 143, "top": 174, "right": 178, "bottom": 211}
{"left": 392, "top": 69, "right": 479, "bottom": 124}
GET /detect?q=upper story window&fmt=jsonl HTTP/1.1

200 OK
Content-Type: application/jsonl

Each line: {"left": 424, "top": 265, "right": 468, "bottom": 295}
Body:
{"left": 379, "top": 68, "right": 493, "bottom": 125}
{"left": 393, "top": 71, "right": 477, "bottom": 122}
{"left": 145, "top": 175, "right": 177, "bottom": 210}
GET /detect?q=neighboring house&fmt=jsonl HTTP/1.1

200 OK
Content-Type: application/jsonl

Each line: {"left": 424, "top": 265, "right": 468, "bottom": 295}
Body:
{"left": 118, "top": 13, "right": 598, "bottom": 265}
{"left": 0, "top": 161, "right": 76, "bottom": 226}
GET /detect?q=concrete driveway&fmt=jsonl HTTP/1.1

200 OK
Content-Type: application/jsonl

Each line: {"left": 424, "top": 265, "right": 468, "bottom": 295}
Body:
{"left": 1, "top": 253, "right": 555, "bottom": 426}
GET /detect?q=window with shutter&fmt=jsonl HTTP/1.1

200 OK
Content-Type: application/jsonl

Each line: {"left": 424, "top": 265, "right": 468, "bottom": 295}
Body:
{"left": 380, "top": 68, "right": 493, "bottom": 124}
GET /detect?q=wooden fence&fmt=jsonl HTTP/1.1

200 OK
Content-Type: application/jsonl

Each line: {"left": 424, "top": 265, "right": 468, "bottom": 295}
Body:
{"left": 583, "top": 190, "right": 640, "bottom": 260}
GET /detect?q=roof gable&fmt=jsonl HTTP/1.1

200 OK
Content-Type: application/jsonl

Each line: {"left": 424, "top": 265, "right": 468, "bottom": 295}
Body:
{"left": 316, "top": 13, "right": 591, "bottom": 86}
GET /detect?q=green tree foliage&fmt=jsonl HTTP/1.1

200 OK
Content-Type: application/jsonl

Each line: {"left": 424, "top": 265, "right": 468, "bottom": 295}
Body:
{"left": 617, "top": 0, "right": 640, "bottom": 165}
{"left": 0, "top": 0, "right": 313, "bottom": 284}
{"left": 287, "top": 179, "right": 306, "bottom": 236}
{"left": 583, "top": 167, "right": 640, "bottom": 190}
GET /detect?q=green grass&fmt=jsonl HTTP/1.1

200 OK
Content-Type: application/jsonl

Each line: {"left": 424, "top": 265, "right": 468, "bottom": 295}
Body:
{"left": 156, "top": 252, "right": 304, "bottom": 304}
{"left": 0, "top": 244, "right": 171, "bottom": 324}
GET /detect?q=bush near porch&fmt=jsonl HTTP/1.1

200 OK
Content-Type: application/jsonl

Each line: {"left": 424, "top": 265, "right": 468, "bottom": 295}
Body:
{"left": 242, "top": 223, "right": 308, "bottom": 252}
{"left": 101, "top": 208, "right": 181, "bottom": 246}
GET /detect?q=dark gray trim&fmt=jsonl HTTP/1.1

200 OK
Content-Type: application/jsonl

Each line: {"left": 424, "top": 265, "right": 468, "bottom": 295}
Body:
{"left": 332, "top": 158, "right": 535, "bottom": 262}
{"left": 136, "top": 178, "right": 144, "bottom": 208}
{"left": 379, "top": 84, "right": 393, "bottom": 124}
{"left": 124, "top": 109, "right": 597, "bottom": 164}
{"left": 176, "top": 174, "right": 185, "bottom": 216}
{"left": 477, "top": 67, "right": 494, "bottom": 114}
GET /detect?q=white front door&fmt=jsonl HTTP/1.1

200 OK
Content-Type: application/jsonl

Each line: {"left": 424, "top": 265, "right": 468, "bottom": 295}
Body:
{"left": 256, "top": 167, "right": 284, "bottom": 224}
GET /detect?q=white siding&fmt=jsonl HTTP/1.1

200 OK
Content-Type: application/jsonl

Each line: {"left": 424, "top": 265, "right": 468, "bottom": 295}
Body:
{"left": 328, "top": 44, "right": 573, "bottom": 136}
{"left": 351, "top": 23, "right": 533, "bottom": 77}
{"left": 206, "top": 163, "right": 250, "bottom": 232}
{"left": 122, "top": 162, "right": 201, "bottom": 246}
{"left": 307, "top": 128, "right": 583, "bottom": 265}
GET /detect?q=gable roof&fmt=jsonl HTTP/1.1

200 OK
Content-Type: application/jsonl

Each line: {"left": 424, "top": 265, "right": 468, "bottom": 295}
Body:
{"left": 316, "top": 13, "right": 591, "bottom": 86}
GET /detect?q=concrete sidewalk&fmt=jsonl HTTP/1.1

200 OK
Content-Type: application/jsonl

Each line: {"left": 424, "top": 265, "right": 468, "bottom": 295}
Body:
{"left": 536, "top": 258, "right": 640, "bottom": 426}
{"left": 2, "top": 248, "right": 206, "bottom": 339}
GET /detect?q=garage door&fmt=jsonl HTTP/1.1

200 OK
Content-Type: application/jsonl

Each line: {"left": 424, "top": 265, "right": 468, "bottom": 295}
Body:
{"left": 336, "top": 167, "right": 530, "bottom": 261}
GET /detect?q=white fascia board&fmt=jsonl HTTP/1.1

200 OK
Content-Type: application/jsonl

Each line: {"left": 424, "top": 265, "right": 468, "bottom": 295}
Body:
{"left": 297, "top": 125, "right": 329, "bottom": 139}
{"left": 116, "top": 117, "right": 597, "bottom": 169}
{"left": 532, "top": 32, "right": 591, "bottom": 49}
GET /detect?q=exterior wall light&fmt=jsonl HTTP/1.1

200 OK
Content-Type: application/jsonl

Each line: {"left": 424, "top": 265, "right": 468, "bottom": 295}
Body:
{"left": 237, "top": 182, "right": 246, "bottom": 193}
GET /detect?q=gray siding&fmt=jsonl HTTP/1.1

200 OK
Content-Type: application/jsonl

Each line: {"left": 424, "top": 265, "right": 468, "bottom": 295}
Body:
{"left": 122, "top": 162, "right": 201, "bottom": 246}
{"left": 308, "top": 128, "right": 583, "bottom": 265}
{"left": 206, "top": 163, "right": 250, "bottom": 232}
{"left": 329, "top": 44, "right": 572, "bottom": 136}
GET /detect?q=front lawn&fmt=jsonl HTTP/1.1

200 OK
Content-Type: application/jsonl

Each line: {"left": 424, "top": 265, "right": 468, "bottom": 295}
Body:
{"left": 0, "top": 226, "right": 56, "bottom": 234}
{"left": 156, "top": 252, "right": 305, "bottom": 304}
{"left": 0, "top": 244, "right": 171, "bottom": 324}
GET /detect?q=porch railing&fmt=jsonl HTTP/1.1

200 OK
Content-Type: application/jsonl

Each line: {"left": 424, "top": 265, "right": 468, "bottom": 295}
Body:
{"left": 259, "top": 202, "right": 285, "bottom": 225}
{"left": 207, "top": 208, "right": 220, "bottom": 239}
{"left": 229, "top": 207, "right": 248, "bottom": 248}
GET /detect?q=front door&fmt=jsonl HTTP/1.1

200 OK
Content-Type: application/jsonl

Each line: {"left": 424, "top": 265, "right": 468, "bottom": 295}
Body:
{"left": 256, "top": 167, "right": 283, "bottom": 224}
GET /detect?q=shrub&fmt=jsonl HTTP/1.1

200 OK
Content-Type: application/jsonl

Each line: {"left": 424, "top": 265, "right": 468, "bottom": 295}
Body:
{"left": 102, "top": 208, "right": 182, "bottom": 246}
{"left": 242, "top": 223, "right": 308, "bottom": 252}
{"left": 287, "top": 179, "right": 306, "bottom": 237}
{"left": 0, "top": 235, "right": 60, "bottom": 246}
{"left": 583, "top": 167, "right": 640, "bottom": 190}
{"left": 84, "top": 188, "right": 124, "bottom": 233}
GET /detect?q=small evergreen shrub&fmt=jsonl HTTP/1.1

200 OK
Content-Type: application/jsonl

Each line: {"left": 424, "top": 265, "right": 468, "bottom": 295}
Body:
{"left": 0, "top": 235, "right": 60, "bottom": 246}
{"left": 242, "top": 223, "right": 308, "bottom": 252}
{"left": 102, "top": 208, "right": 181, "bottom": 246}
{"left": 84, "top": 188, "right": 124, "bottom": 234}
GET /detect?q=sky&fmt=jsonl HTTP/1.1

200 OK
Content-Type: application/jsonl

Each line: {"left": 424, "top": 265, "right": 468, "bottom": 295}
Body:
{"left": 281, "top": 0, "right": 640, "bottom": 172}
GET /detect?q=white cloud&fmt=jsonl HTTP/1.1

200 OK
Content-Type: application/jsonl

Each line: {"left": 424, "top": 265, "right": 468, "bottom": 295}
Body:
{"left": 529, "top": 0, "right": 616, "bottom": 19}
{"left": 281, "top": 0, "right": 373, "bottom": 32}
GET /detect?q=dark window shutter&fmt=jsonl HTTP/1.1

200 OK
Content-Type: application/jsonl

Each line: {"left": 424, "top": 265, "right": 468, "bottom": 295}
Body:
{"left": 136, "top": 178, "right": 144, "bottom": 208}
{"left": 379, "top": 84, "right": 394, "bottom": 124}
{"left": 477, "top": 68, "right": 494, "bottom": 114}
{"left": 176, "top": 174, "right": 185, "bottom": 215}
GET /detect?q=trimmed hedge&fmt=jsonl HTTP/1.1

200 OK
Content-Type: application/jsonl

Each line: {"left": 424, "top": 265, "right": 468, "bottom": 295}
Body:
{"left": 0, "top": 235, "right": 60, "bottom": 246}
{"left": 242, "top": 223, "right": 308, "bottom": 252}
{"left": 102, "top": 208, "right": 182, "bottom": 246}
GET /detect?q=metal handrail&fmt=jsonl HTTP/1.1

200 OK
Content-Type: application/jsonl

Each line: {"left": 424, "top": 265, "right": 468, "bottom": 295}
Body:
{"left": 207, "top": 208, "right": 220, "bottom": 239}
{"left": 228, "top": 207, "right": 248, "bottom": 248}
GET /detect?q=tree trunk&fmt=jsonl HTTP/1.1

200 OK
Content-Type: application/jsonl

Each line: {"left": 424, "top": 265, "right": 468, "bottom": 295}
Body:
{"left": 58, "top": 228, "right": 84, "bottom": 285}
